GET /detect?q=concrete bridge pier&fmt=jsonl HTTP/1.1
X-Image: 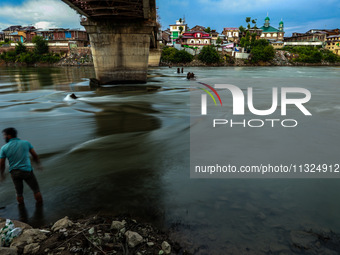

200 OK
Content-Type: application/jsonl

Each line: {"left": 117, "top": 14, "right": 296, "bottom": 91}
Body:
{"left": 82, "top": 19, "right": 153, "bottom": 84}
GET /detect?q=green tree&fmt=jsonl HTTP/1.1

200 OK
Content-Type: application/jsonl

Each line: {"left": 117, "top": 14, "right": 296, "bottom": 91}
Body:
{"left": 172, "top": 50, "right": 193, "bottom": 63}
{"left": 179, "top": 26, "right": 184, "bottom": 34}
{"left": 245, "top": 17, "right": 251, "bottom": 29}
{"left": 250, "top": 40, "right": 275, "bottom": 63}
{"left": 32, "top": 36, "right": 49, "bottom": 55}
{"left": 161, "top": 47, "right": 177, "bottom": 62}
{"left": 216, "top": 37, "right": 222, "bottom": 45}
{"left": 161, "top": 47, "right": 193, "bottom": 63}
{"left": 204, "top": 27, "right": 211, "bottom": 34}
{"left": 252, "top": 19, "right": 258, "bottom": 29}
{"left": 198, "top": 45, "right": 220, "bottom": 64}
{"left": 15, "top": 41, "right": 27, "bottom": 55}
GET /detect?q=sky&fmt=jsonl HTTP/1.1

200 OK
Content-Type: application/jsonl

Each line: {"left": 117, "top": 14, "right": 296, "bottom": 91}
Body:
{"left": 0, "top": 0, "right": 339, "bottom": 36}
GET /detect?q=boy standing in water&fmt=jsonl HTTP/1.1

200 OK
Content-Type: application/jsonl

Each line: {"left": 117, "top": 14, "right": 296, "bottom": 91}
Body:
{"left": 0, "top": 128, "right": 43, "bottom": 205}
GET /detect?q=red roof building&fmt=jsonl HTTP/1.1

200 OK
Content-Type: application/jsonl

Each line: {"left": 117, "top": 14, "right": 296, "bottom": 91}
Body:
{"left": 176, "top": 31, "right": 211, "bottom": 46}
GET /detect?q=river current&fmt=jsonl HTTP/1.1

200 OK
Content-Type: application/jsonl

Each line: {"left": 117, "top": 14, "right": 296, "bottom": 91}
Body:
{"left": 0, "top": 66, "right": 340, "bottom": 254}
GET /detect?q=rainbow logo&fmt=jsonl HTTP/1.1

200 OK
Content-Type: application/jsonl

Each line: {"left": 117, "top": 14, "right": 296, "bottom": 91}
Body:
{"left": 197, "top": 82, "right": 223, "bottom": 106}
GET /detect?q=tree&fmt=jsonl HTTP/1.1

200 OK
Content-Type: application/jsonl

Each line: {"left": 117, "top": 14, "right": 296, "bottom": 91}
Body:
{"left": 198, "top": 45, "right": 220, "bottom": 64}
{"left": 252, "top": 19, "right": 258, "bottom": 29}
{"left": 204, "top": 27, "right": 211, "bottom": 34}
{"left": 179, "top": 18, "right": 182, "bottom": 23}
{"left": 15, "top": 41, "right": 27, "bottom": 55}
{"left": 179, "top": 26, "right": 184, "bottom": 34}
{"left": 250, "top": 40, "right": 275, "bottom": 63}
{"left": 216, "top": 37, "right": 222, "bottom": 45}
{"left": 32, "top": 36, "right": 49, "bottom": 55}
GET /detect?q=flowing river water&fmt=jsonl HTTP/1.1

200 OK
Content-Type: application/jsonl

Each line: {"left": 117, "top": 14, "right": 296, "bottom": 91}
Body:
{"left": 0, "top": 66, "right": 340, "bottom": 254}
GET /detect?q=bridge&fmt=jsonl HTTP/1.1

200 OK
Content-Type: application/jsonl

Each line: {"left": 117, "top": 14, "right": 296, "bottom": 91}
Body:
{"left": 61, "top": 0, "right": 159, "bottom": 84}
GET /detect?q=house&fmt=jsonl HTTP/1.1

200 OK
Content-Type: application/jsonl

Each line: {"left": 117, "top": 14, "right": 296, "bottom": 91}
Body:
{"left": 210, "top": 30, "right": 220, "bottom": 45}
{"left": 222, "top": 27, "right": 239, "bottom": 43}
{"left": 162, "top": 29, "right": 171, "bottom": 46}
{"left": 271, "top": 41, "right": 284, "bottom": 49}
{"left": 284, "top": 29, "right": 340, "bottom": 47}
{"left": 283, "top": 29, "right": 339, "bottom": 47}
{"left": 10, "top": 26, "right": 36, "bottom": 43}
{"left": 2, "top": 25, "right": 22, "bottom": 41}
{"left": 36, "top": 29, "right": 89, "bottom": 47}
{"left": 325, "top": 35, "right": 340, "bottom": 55}
{"left": 259, "top": 16, "right": 285, "bottom": 41}
{"left": 0, "top": 32, "right": 4, "bottom": 41}
{"left": 169, "top": 19, "right": 188, "bottom": 45}
{"left": 190, "top": 25, "right": 206, "bottom": 32}
{"left": 176, "top": 30, "right": 211, "bottom": 47}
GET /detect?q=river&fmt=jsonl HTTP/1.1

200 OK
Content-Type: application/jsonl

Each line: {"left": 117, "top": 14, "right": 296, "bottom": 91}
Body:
{"left": 0, "top": 66, "right": 340, "bottom": 254}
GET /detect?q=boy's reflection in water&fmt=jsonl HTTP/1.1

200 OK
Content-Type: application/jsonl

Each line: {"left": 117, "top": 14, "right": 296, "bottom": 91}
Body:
{"left": 18, "top": 203, "right": 45, "bottom": 227}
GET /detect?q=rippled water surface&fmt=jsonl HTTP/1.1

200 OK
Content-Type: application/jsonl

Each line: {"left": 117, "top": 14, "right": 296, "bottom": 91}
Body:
{"left": 0, "top": 66, "right": 340, "bottom": 254}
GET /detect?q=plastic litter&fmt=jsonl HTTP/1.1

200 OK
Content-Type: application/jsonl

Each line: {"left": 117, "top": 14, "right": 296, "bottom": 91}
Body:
{"left": 0, "top": 219, "right": 22, "bottom": 247}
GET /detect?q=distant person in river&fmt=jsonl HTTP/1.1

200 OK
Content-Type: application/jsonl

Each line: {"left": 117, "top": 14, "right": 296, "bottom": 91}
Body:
{"left": 187, "top": 72, "right": 195, "bottom": 79}
{"left": 0, "top": 128, "right": 43, "bottom": 205}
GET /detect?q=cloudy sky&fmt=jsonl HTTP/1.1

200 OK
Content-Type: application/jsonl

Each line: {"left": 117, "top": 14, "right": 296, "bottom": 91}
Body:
{"left": 0, "top": 0, "right": 339, "bottom": 36}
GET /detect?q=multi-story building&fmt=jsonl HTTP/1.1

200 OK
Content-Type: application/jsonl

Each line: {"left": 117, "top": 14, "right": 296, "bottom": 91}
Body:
{"left": 169, "top": 19, "right": 188, "bottom": 45}
{"left": 176, "top": 30, "right": 211, "bottom": 47}
{"left": 325, "top": 35, "right": 340, "bottom": 55}
{"left": 284, "top": 29, "right": 339, "bottom": 47}
{"left": 259, "top": 16, "right": 284, "bottom": 41}
{"left": 222, "top": 27, "right": 239, "bottom": 43}
{"left": 210, "top": 30, "right": 220, "bottom": 45}
{"left": 2, "top": 25, "right": 22, "bottom": 41}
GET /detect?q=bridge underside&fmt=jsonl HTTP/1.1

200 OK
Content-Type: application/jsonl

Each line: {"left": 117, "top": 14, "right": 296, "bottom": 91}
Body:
{"left": 62, "top": 0, "right": 158, "bottom": 84}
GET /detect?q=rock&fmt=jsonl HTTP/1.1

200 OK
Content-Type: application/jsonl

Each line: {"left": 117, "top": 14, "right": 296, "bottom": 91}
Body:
{"left": 10, "top": 229, "right": 47, "bottom": 251}
{"left": 88, "top": 227, "right": 95, "bottom": 235}
{"left": 125, "top": 231, "right": 143, "bottom": 248}
{"left": 161, "top": 241, "right": 171, "bottom": 255}
{"left": 23, "top": 243, "right": 40, "bottom": 254}
{"left": 147, "top": 242, "right": 154, "bottom": 247}
{"left": 290, "top": 230, "right": 317, "bottom": 249}
{"left": 0, "top": 247, "right": 18, "bottom": 255}
{"left": 111, "top": 220, "right": 126, "bottom": 231}
{"left": 51, "top": 216, "right": 73, "bottom": 231}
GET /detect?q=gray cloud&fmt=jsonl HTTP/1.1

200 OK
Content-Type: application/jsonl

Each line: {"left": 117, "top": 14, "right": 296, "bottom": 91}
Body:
{"left": 0, "top": 0, "right": 81, "bottom": 29}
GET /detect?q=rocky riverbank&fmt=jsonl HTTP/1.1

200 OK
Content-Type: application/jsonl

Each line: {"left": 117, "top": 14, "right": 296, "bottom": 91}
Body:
{"left": 0, "top": 216, "right": 188, "bottom": 255}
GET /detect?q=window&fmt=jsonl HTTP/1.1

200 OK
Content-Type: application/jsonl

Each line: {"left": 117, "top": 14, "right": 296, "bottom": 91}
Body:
{"left": 190, "top": 40, "right": 195, "bottom": 44}
{"left": 267, "top": 34, "right": 271, "bottom": 37}
{"left": 197, "top": 33, "right": 201, "bottom": 38}
{"left": 204, "top": 40, "right": 208, "bottom": 44}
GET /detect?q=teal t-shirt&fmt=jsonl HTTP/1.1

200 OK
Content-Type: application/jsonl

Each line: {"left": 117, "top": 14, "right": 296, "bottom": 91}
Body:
{"left": 0, "top": 138, "right": 33, "bottom": 172}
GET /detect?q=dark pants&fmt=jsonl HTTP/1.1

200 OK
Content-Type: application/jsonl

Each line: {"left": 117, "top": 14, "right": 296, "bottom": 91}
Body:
{"left": 10, "top": 169, "right": 40, "bottom": 197}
